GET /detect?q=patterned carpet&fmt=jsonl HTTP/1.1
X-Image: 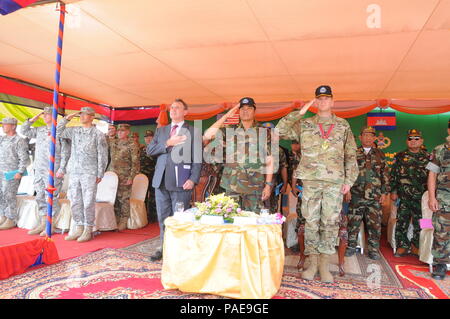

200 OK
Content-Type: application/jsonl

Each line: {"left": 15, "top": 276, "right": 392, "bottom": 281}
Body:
{"left": 125, "top": 237, "right": 403, "bottom": 288}
{"left": 0, "top": 243, "right": 430, "bottom": 299}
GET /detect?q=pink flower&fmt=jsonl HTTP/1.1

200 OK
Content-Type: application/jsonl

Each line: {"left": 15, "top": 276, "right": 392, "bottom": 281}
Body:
{"left": 215, "top": 208, "right": 222, "bottom": 213}
{"left": 226, "top": 208, "right": 232, "bottom": 213}
{"left": 237, "top": 208, "right": 241, "bottom": 212}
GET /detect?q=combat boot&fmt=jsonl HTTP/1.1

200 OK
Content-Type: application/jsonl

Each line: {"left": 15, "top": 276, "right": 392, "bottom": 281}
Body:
{"left": 410, "top": 244, "right": 419, "bottom": 257}
{"left": 345, "top": 247, "right": 356, "bottom": 257}
{"left": 77, "top": 226, "right": 93, "bottom": 242}
{"left": 318, "top": 254, "right": 334, "bottom": 283}
{"left": 0, "top": 215, "right": 6, "bottom": 225}
{"left": 0, "top": 218, "right": 16, "bottom": 230}
{"left": 65, "top": 225, "right": 84, "bottom": 241}
{"left": 301, "top": 254, "right": 319, "bottom": 281}
{"left": 40, "top": 222, "right": 56, "bottom": 237}
{"left": 394, "top": 247, "right": 408, "bottom": 257}
{"left": 431, "top": 264, "right": 448, "bottom": 280}
{"left": 28, "top": 216, "right": 46, "bottom": 235}
{"left": 117, "top": 218, "right": 128, "bottom": 231}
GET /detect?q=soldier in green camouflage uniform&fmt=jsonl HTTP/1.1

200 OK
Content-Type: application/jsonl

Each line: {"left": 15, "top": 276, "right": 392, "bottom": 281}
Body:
{"left": 108, "top": 124, "right": 140, "bottom": 230}
{"left": 287, "top": 141, "right": 306, "bottom": 230}
{"left": 140, "top": 129, "right": 157, "bottom": 223}
{"left": 426, "top": 120, "right": 450, "bottom": 280}
{"left": 203, "top": 97, "right": 273, "bottom": 213}
{"left": 262, "top": 122, "right": 288, "bottom": 213}
{"left": 276, "top": 85, "right": 358, "bottom": 283}
{"left": 345, "top": 126, "right": 390, "bottom": 260}
{"left": 391, "top": 129, "right": 431, "bottom": 257}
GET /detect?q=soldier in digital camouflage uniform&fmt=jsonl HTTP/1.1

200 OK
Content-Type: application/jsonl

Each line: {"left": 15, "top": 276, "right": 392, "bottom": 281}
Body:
{"left": 108, "top": 123, "right": 140, "bottom": 230}
{"left": 0, "top": 118, "right": 30, "bottom": 230}
{"left": 345, "top": 126, "right": 390, "bottom": 260}
{"left": 276, "top": 85, "right": 358, "bottom": 283}
{"left": 21, "top": 107, "right": 71, "bottom": 236}
{"left": 203, "top": 97, "right": 274, "bottom": 213}
{"left": 140, "top": 129, "right": 157, "bottom": 223}
{"left": 426, "top": 119, "right": 450, "bottom": 280}
{"left": 57, "top": 107, "right": 108, "bottom": 242}
{"left": 390, "top": 129, "right": 430, "bottom": 257}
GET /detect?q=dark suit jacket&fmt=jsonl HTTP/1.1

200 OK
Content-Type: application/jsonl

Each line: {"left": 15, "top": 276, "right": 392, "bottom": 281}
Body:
{"left": 147, "top": 122, "right": 202, "bottom": 191}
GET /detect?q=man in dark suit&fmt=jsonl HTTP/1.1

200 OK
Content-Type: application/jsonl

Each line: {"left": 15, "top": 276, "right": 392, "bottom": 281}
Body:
{"left": 147, "top": 98, "right": 202, "bottom": 261}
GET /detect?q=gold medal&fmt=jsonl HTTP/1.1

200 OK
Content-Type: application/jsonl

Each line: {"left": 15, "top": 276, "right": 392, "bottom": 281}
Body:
{"left": 322, "top": 140, "right": 329, "bottom": 150}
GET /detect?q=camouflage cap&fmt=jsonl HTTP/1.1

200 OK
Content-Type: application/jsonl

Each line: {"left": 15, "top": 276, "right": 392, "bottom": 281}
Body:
{"left": 117, "top": 123, "right": 131, "bottom": 131}
{"left": 360, "top": 126, "right": 376, "bottom": 135}
{"left": 144, "top": 130, "right": 154, "bottom": 137}
{"left": 43, "top": 106, "right": 53, "bottom": 114}
{"left": 2, "top": 117, "right": 17, "bottom": 125}
{"left": 407, "top": 129, "right": 422, "bottom": 137}
{"left": 80, "top": 106, "right": 95, "bottom": 115}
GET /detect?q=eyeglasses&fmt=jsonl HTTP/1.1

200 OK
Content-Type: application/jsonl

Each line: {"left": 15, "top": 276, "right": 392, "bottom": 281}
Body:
{"left": 408, "top": 136, "right": 421, "bottom": 141}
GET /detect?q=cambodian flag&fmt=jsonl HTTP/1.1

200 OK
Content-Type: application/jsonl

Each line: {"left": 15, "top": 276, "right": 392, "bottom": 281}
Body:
{"left": 0, "top": 0, "right": 39, "bottom": 15}
{"left": 367, "top": 112, "right": 396, "bottom": 130}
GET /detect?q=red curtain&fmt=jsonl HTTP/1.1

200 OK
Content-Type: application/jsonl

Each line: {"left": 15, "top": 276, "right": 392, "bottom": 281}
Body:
{"left": 0, "top": 238, "right": 59, "bottom": 279}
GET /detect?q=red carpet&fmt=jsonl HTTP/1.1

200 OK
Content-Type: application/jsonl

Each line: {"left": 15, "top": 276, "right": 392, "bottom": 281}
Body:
{"left": 378, "top": 227, "right": 428, "bottom": 289}
{"left": 395, "top": 264, "right": 449, "bottom": 299}
{"left": 0, "top": 223, "right": 160, "bottom": 261}
{"left": 0, "top": 248, "right": 430, "bottom": 299}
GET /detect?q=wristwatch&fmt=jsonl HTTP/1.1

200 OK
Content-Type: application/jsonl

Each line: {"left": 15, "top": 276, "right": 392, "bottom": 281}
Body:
{"left": 264, "top": 181, "right": 274, "bottom": 187}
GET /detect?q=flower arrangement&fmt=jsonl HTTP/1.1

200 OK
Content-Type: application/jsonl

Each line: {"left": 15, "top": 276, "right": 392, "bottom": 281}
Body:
{"left": 194, "top": 193, "right": 258, "bottom": 223}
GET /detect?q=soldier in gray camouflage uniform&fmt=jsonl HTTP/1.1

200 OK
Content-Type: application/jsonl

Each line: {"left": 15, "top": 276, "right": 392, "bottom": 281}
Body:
{"left": 276, "top": 85, "right": 358, "bottom": 283}
{"left": 21, "top": 107, "right": 71, "bottom": 236}
{"left": 0, "top": 118, "right": 30, "bottom": 230}
{"left": 108, "top": 123, "right": 140, "bottom": 230}
{"left": 203, "top": 97, "right": 274, "bottom": 213}
{"left": 57, "top": 107, "right": 108, "bottom": 242}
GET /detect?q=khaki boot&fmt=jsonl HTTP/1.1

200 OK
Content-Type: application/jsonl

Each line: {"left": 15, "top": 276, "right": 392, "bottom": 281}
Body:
{"left": 0, "top": 216, "right": 6, "bottom": 226}
{"left": 302, "top": 254, "right": 319, "bottom": 281}
{"left": 318, "top": 254, "right": 334, "bottom": 283}
{"left": 28, "top": 216, "right": 46, "bottom": 235}
{"left": 77, "top": 226, "right": 93, "bottom": 243}
{"left": 40, "top": 222, "right": 56, "bottom": 237}
{"left": 118, "top": 218, "right": 128, "bottom": 231}
{"left": 65, "top": 225, "right": 84, "bottom": 241}
{"left": 0, "top": 218, "right": 16, "bottom": 230}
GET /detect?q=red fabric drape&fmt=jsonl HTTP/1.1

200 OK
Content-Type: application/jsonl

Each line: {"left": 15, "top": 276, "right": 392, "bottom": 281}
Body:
{"left": 0, "top": 238, "right": 59, "bottom": 279}
{"left": 390, "top": 103, "right": 450, "bottom": 115}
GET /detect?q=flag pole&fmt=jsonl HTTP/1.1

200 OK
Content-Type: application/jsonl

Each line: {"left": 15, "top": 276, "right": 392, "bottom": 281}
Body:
{"left": 45, "top": 1, "right": 66, "bottom": 239}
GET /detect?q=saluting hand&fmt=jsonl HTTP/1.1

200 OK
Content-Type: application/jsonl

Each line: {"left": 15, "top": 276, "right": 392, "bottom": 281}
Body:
{"left": 299, "top": 99, "right": 317, "bottom": 116}
{"left": 30, "top": 112, "right": 44, "bottom": 123}
{"left": 65, "top": 111, "right": 81, "bottom": 121}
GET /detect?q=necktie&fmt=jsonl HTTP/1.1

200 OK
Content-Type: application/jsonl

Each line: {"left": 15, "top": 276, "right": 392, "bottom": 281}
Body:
{"left": 170, "top": 124, "right": 178, "bottom": 137}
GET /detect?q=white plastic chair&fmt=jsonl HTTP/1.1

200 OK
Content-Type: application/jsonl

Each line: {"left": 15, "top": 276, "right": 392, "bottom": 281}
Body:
{"left": 16, "top": 169, "right": 38, "bottom": 230}
{"left": 419, "top": 191, "right": 450, "bottom": 273}
{"left": 128, "top": 174, "right": 149, "bottom": 229}
{"left": 94, "top": 171, "right": 119, "bottom": 231}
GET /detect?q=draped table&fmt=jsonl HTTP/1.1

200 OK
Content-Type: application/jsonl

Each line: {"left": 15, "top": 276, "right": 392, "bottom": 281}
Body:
{"left": 161, "top": 217, "right": 285, "bottom": 299}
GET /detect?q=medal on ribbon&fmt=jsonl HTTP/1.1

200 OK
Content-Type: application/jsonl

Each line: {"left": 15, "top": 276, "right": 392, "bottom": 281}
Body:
{"left": 319, "top": 123, "right": 334, "bottom": 151}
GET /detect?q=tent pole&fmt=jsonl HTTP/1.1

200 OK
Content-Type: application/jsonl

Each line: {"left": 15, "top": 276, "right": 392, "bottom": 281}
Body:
{"left": 46, "top": 1, "right": 66, "bottom": 239}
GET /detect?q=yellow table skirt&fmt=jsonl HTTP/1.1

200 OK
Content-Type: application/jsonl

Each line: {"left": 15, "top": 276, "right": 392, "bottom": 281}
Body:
{"left": 161, "top": 217, "right": 285, "bottom": 299}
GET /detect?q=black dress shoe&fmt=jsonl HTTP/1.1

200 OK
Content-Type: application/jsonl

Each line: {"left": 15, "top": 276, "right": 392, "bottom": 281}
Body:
{"left": 368, "top": 251, "right": 381, "bottom": 260}
{"left": 431, "top": 264, "right": 448, "bottom": 280}
{"left": 345, "top": 247, "right": 356, "bottom": 257}
{"left": 150, "top": 250, "right": 163, "bottom": 261}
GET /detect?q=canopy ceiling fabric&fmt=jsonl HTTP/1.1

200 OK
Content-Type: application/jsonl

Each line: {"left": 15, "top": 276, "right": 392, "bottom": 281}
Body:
{"left": 0, "top": 0, "right": 449, "bottom": 119}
